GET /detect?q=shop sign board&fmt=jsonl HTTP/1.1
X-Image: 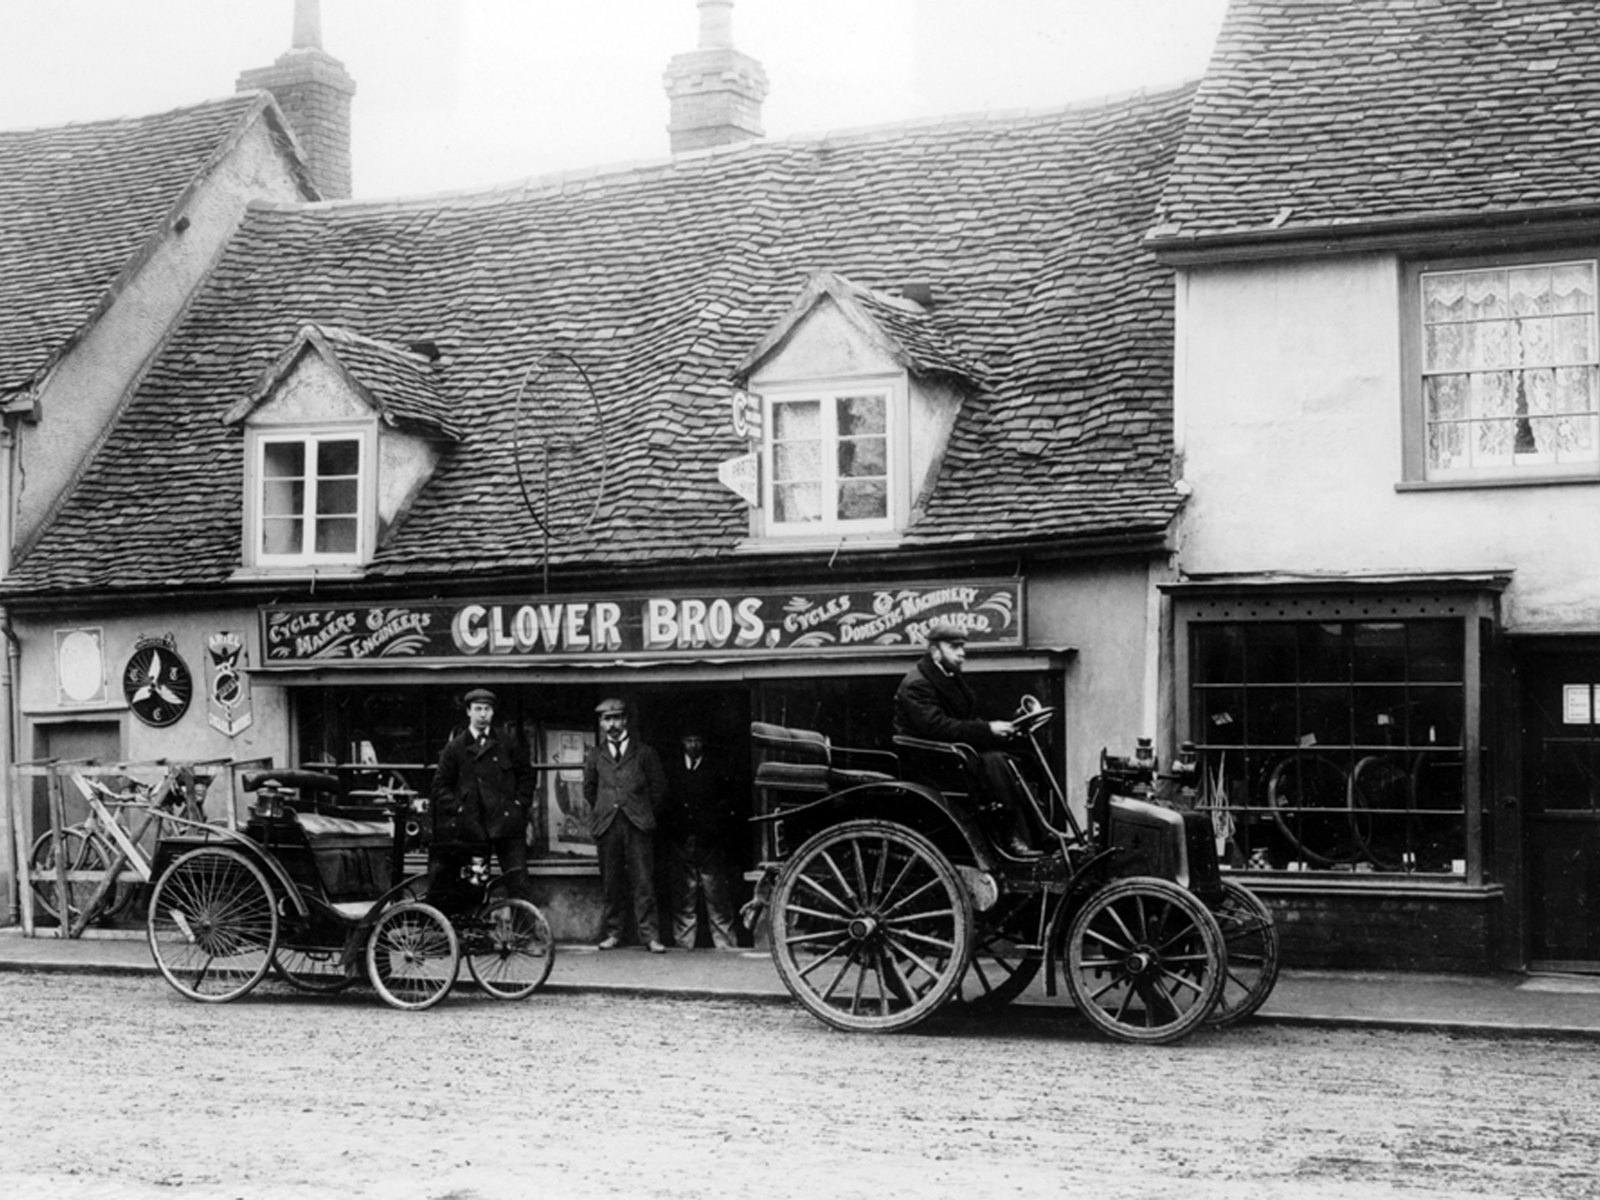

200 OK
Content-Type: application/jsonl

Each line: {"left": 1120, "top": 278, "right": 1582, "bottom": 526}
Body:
{"left": 260, "top": 580, "right": 1023, "bottom": 665}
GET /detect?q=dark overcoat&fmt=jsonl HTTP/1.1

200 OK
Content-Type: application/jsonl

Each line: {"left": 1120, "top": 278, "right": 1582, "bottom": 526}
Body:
{"left": 893, "top": 654, "right": 1004, "bottom": 749}
{"left": 430, "top": 726, "right": 536, "bottom": 846}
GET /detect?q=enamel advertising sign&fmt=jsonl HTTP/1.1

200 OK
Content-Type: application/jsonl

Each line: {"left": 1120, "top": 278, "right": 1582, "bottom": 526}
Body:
{"left": 260, "top": 581, "right": 1022, "bottom": 665}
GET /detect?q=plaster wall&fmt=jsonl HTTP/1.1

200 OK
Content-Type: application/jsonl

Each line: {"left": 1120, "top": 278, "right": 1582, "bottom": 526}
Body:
{"left": 16, "top": 116, "right": 306, "bottom": 553}
{"left": 15, "top": 605, "right": 290, "bottom": 818}
{"left": 1026, "top": 557, "right": 1156, "bottom": 799}
{"left": 1175, "top": 254, "right": 1600, "bottom": 631}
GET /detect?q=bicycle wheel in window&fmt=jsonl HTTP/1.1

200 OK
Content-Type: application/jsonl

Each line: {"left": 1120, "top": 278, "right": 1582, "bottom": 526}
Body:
{"left": 464, "top": 898, "right": 555, "bottom": 1000}
{"left": 1266, "top": 754, "right": 1362, "bottom": 867}
{"left": 147, "top": 847, "right": 278, "bottom": 1002}
{"left": 365, "top": 901, "right": 459, "bottom": 1011}
{"left": 1205, "top": 880, "right": 1280, "bottom": 1027}
{"left": 1347, "top": 754, "right": 1412, "bottom": 871}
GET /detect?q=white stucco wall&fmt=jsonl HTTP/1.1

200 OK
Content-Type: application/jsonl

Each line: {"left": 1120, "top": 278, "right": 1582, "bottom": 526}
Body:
{"left": 1026, "top": 557, "right": 1159, "bottom": 800}
{"left": 1175, "top": 253, "right": 1600, "bottom": 631}
{"left": 16, "top": 115, "right": 307, "bottom": 552}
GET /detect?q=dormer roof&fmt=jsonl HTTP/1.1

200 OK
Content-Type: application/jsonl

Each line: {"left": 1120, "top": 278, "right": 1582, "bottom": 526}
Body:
{"left": 734, "top": 272, "right": 980, "bottom": 386}
{"left": 0, "top": 93, "right": 319, "bottom": 399}
{"left": 1152, "top": 0, "right": 1600, "bottom": 256}
{"left": 224, "top": 324, "right": 462, "bottom": 441}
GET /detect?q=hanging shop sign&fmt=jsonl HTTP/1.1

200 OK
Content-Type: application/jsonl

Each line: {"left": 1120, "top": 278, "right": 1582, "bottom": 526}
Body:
{"left": 206, "top": 631, "right": 254, "bottom": 736}
{"left": 123, "top": 634, "right": 194, "bottom": 727}
{"left": 261, "top": 580, "right": 1023, "bottom": 666}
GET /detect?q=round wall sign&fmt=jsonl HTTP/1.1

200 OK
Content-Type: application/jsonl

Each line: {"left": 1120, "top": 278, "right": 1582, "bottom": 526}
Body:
{"left": 123, "top": 643, "right": 194, "bottom": 727}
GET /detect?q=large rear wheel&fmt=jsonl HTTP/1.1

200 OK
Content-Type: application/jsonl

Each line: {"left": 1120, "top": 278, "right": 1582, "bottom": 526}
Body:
{"left": 147, "top": 847, "right": 278, "bottom": 1002}
{"left": 956, "top": 890, "right": 1045, "bottom": 1010}
{"left": 464, "top": 898, "right": 555, "bottom": 1000}
{"left": 1061, "top": 876, "right": 1225, "bottom": 1044}
{"left": 1206, "top": 880, "right": 1280, "bottom": 1027}
{"left": 770, "top": 819, "right": 972, "bottom": 1033}
{"left": 365, "top": 901, "right": 459, "bottom": 1011}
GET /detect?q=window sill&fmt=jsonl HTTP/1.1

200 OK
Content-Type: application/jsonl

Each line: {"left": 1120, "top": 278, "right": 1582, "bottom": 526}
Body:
{"left": 732, "top": 533, "right": 907, "bottom": 555}
{"left": 1397, "top": 473, "right": 1600, "bottom": 493}
{"left": 1227, "top": 868, "right": 1502, "bottom": 900}
{"left": 229, "top": 565, "right": 369, "bottom": 583}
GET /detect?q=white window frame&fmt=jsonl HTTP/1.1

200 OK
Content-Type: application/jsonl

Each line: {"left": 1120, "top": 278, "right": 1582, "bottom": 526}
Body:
{"left": 244, "top": 424, "right": 374, "bottom": 569}
{"left": 758, "top": 375, "right": 908, "bottom": 538}
{"left": 1403, "top": 251, "right": 1600, "bottom": 485}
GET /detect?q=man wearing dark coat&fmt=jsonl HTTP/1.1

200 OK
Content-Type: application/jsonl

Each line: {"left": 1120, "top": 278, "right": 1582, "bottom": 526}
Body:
{"left": 583, "top": 696, "right": 668, "bottom": 952}
{"left": 894, "top": 621, "right": 1040, "bottom": 857}
{"left": 663, "top": 731, "right": 740, "bottom": 950}
{"left": 428, "top": 687, "right": 537, "bottom": 902}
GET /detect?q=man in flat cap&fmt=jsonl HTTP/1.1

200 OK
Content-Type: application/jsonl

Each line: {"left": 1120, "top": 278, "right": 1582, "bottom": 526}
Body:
{"left": 428, "top": 687, "right": 537, "bottom": 902}
{"left": 894, "top": 621, "right": 1040, "bottom": 857}
{"left": 583, "top": 697, "right": 668, "bottom": 952}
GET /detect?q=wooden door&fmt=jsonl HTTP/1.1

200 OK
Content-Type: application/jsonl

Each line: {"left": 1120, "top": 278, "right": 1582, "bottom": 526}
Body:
{"left": 1521, "top": 651, "right": 1600, "bottom": 969}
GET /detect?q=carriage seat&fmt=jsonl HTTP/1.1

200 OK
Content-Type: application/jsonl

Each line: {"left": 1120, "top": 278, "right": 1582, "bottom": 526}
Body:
{"left": 892, "top": 734, "right": 982, "bottom": 800}
{"left": 751, "top": 722, "right": 896, "bottom": 796}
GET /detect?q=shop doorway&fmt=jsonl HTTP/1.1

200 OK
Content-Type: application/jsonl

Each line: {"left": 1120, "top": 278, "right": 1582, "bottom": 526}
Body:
{"left": 1520, "top": 648, "right": 1600, "bottom": 971}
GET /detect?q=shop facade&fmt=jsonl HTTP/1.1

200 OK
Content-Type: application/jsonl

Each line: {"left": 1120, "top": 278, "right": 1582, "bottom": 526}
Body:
{"left": 12, "top": 555, "right": 1162, "bottom": 938}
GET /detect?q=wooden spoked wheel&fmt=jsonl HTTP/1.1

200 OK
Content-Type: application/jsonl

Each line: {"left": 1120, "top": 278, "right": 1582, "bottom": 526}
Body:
{"left": 956, "top": 890, "right": 1046, "bottom": 1010}
{"left": 146, "top": 847, "right": 278, "bottom": 1003}
{"left": 770, "top": 820, "right": 973, "bottom": 1033}
{"left": 1205, "top": 880, "right": 1280, "bottom": 1027}
{"left": 1061, "top": 876, "right": 1225, "bottom": 1045}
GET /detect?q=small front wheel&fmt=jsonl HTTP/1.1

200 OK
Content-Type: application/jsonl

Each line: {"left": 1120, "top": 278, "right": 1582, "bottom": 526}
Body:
{"left": 147, "top": 847, "right": 278, "bottom": 1003}
{"left": 365, "top": 901, "right": 459, "bottom": 1011}
{"left": 1061, "top": 876, "right": 1225, "bottom": 1044}
{"left": 464, "top": 898, "right": 555, "bottom": 999}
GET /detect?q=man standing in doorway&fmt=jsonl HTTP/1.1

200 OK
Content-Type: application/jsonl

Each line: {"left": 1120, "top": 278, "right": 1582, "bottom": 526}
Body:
{"left": 428, "top": 687, "right": 537, "bottom": 902}
{"left": 583, "top": 697, "right": 667, "bottom": 952}
{"left": 663, "top": 731, "right": 741, "bottom": 950}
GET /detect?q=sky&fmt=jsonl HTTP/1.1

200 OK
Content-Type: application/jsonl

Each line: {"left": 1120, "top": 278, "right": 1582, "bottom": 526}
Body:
{"left": 0, "top": 0, "right": 1231, "bottom": 199}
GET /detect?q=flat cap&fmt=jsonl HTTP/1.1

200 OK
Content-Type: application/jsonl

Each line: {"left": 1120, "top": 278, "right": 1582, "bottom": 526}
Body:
{"left": 924, "top": 620, "right": 969, "bottom": 644}
{"left": 595, "top": 697, "right": 628, "bottom": 716}
{"left": 463, "top": 687, "right": 497, "bottom": 705}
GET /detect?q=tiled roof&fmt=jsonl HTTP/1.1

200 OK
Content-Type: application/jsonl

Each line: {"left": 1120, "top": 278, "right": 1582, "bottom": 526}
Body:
{"left": 0, "top": 94, "right": 311, "bottom": 397}
{"left": 8, "top": 85, "right": 1195, "bottom": 595}
{"left": 1153, "top": 0, "right": 1600, "bottom": 247}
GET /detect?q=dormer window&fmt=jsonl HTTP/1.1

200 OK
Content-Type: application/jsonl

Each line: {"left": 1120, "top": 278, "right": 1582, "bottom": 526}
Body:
{"left": 767, "top": 383, "right": 895, "bottom": 532}
{"left": 224, "top": 324, "right": 461, "bottom": 578}
{"left": 253, "top": 427, "right": 370, "bottom": 565}
{"left": 734, "top": 272, "right": 977, "bottom": 547}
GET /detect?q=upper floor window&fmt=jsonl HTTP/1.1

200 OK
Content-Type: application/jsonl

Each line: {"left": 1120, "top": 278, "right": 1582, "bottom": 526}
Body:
{"left": 1415, "top": 257, "right": 1599, "bottom": 482}
{"left": 764, "top": 383, "right": 898, "bottom": 535}
{"left": 248, "top": 428, "right": 370, "bottom": 568}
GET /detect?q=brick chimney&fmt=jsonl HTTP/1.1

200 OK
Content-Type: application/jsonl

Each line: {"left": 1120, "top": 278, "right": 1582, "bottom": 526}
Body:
{"left": 237, "top": 0, "right": 356, "bottom": 198}
{"left": 663, "top": 0, "right": 769, "bottom": 154}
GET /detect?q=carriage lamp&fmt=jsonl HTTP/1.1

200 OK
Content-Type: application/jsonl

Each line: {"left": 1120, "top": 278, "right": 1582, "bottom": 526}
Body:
{"left": 254, "top": 781, "right": 285, "bottom": 820}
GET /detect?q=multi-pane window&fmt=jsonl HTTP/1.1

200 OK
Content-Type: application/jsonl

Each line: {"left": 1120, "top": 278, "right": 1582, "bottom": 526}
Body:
{"left": 767, "top": 389, "right": 891, "bottom": 532}
{"left": 1421, "top": 260, "right": 1600, "bottom": 478}
{"left": 254, "top": 432, "right": 364, "bottom": 565}
{"left": 1186, "top": 617, "right": 1469, "bottom": 876}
